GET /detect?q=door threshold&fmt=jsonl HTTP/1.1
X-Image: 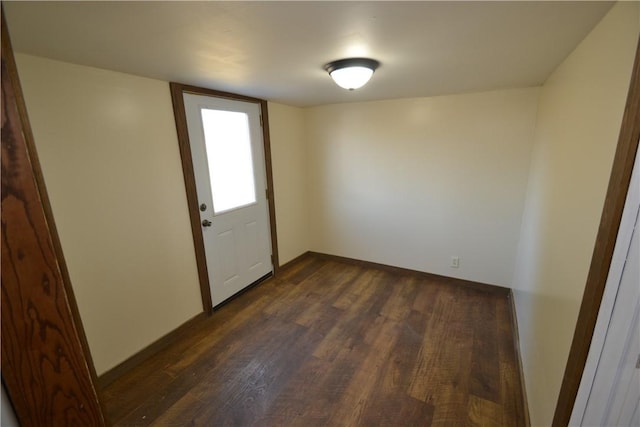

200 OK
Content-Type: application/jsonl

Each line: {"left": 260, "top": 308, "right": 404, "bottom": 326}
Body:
{"left": 212, "top": 271, "right": 274, "bottom": 311}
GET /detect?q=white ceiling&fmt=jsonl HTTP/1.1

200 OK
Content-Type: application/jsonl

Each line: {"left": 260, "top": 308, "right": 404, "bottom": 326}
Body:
{"left": 4, "top": 1, "right": 613, "bottom": 107}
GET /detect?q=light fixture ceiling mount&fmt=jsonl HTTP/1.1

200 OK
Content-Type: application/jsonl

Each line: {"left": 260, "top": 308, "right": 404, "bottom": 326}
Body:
{"left": 324, "top": 58, "right": 380, "bottom": 91}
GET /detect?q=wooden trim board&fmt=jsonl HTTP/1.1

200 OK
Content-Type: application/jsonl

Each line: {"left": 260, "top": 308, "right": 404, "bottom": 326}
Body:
{"left": 99, "top": 272, "right": 279, "bottom": 388}
{"left": 308, "top": 251, "right": 511, "bottom": 296}
{"left": 169, "top": 83, "right": 214, "bottom": 314}
{"left": 98, "top": 312, "right": 208, "bottom": 389}
{"left": 98, "top": 250, "right": 516, "bottom": 390}
{"left": 278, "top": 251, "right": 313, "bottom": 272}
{"left": 509, "top": 290, "right": 532, "bottom": 427}
{"left": 552, "top": 36, "right": 640, "bottom": 426}
{"left": 258, "top": 99, "right": 280, "bottom": 274}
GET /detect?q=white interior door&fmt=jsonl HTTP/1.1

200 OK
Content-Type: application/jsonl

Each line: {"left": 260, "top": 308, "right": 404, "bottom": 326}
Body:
{"left": 183, "top": 93, "right": 273, "bottom": 307}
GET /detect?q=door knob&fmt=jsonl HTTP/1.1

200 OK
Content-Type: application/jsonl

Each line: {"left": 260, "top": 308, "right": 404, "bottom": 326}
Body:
{"left": 202, "top": 219, "right": 212, "bottom": 227}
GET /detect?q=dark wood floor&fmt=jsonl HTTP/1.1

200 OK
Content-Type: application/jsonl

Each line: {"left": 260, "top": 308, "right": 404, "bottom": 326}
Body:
{"left": 102, "top": 253, "right": 528, "bottom": 426}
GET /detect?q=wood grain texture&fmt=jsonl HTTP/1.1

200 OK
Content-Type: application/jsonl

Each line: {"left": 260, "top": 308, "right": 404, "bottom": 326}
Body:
{"left": 309, "top": 251, "right": 511, "bottom": 296}
{"left": 98, "top": 312, "right": 208, "bottom": 389}
{"left": 553, "top": 36, "right": 640, "bottom": 427}
{"left": 103, "top": 253, "right": 527, "bottom": 426}
{"left": 1, "top": 9, "right": 105, "bottom": 426}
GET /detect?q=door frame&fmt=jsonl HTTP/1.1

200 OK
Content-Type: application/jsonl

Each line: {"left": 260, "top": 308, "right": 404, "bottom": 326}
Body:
{"left": 569, "top": 145, "right": 639, "bottom": 424}
{"left": 553, "top": 36, "right": 640, "bottom": 426}
{"left": 169, "top": 83, "right": 279, "bottom": 314}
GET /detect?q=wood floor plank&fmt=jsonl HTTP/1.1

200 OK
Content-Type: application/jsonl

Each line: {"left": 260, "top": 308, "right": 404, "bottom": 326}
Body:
{"left": 251, "top": 355, "right": 333, "bottom": 427}
{"left": 299, "top": 338, "right": 368, "bottom": 425}
{"left": 407, "top": 289, "right": 459, "bottom": 402}
{"left": 380, "top": 274, "right": 420, "bottom": 322}
{"left": 151, "top": 390, "right": 205, "bottom": 426}
{"left": 331, "top": 268, "right": 380, "bottom": 310}
{"left": 192, "top": 321, "right": 314, "bottom": 425}
{"left": 326, "top": 317, "right": 401, "bottom": 426}
{"left": 429, "top": 314, "right": 475, "bottom": 424}
{"left": 102, "top": 254, "right": 528, "bottom": 426}
{"left": 312, "top": 270, "right": 388, "bottom": 362}
{"left": 279, "top": 255, "right": 326, "bottom": 284}
{"left": 102, "top": 369, "right": 175, "bottom": 424}
{"left": 294, "top": 264, "right": 360, "bottom": 328}
{"left": 163, "top": 293, "right": 278, "bottom": 377}
{"left": 468, "top": 395, "right": 503, "bottom": 427}
{"left": 103, "top": 276, "right": 286, "bottom": 417}
{"left": 360, "top": 308, "right": 435, "bottom": 426}
{"left": 470, "top": 293, "right": 501, "bottom": 403}
{"left": 364, "top": 312, "right": 437, "bottom": 425}
{"left": 115, "top": 312, "right": 276, "bottom": 425}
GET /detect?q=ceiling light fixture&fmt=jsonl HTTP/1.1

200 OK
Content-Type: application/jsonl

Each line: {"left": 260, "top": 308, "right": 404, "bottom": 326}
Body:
{"left": 324, "top": 58, "right": 380, "bottom": 90}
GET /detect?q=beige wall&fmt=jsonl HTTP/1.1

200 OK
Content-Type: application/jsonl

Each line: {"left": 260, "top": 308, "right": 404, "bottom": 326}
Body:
{"left": 15, "top": 54, "right": 204, "bottom": 374}
{"left": 15, "top": 55, "right": 312, "bottom": 375}
{"left": 305, "top": 88, "right": 539, "bottom": 286}
{"left": 267, "top": 102, "right": 309, "bottom": 264}
{"left": 14, "top": 5, "right": 638, "bottom": 418}
{"left": 511, "top": 3, "right": 640, "bottom": 425}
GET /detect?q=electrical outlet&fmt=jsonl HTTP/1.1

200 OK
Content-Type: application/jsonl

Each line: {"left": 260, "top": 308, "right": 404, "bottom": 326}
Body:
{"left": 451, "top": 256, "right": 460, "bottom": 268}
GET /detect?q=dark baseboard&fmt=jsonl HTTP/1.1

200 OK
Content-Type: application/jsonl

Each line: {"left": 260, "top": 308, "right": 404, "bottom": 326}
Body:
{"left": 508, "top": 290, "right": 531, "bottom": 427}
{"left": 277, "top": 251, "right": 312, "bottom": 272}
{"left": 97, "top": 311, "right": 208, "bottom": 389}
{"left": 97, "top": 251, "right": 511, "bottom": 390}
{"left": 308, "top": 251, "right": 511, "bottom": 296}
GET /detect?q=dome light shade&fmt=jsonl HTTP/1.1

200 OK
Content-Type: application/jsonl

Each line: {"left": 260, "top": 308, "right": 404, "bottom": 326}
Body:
{"left": 324, "top": 58, "right": 380, "bottom": 90}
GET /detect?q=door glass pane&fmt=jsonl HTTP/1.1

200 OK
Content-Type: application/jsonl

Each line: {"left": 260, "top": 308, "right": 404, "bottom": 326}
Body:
{"left": 201, "top": 108, "right": 256, "bottom": 214}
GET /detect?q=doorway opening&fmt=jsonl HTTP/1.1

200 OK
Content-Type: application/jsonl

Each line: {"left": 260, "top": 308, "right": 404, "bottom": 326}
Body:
{"left": 170, "top": 83, "right": 279, "bottom": 313}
